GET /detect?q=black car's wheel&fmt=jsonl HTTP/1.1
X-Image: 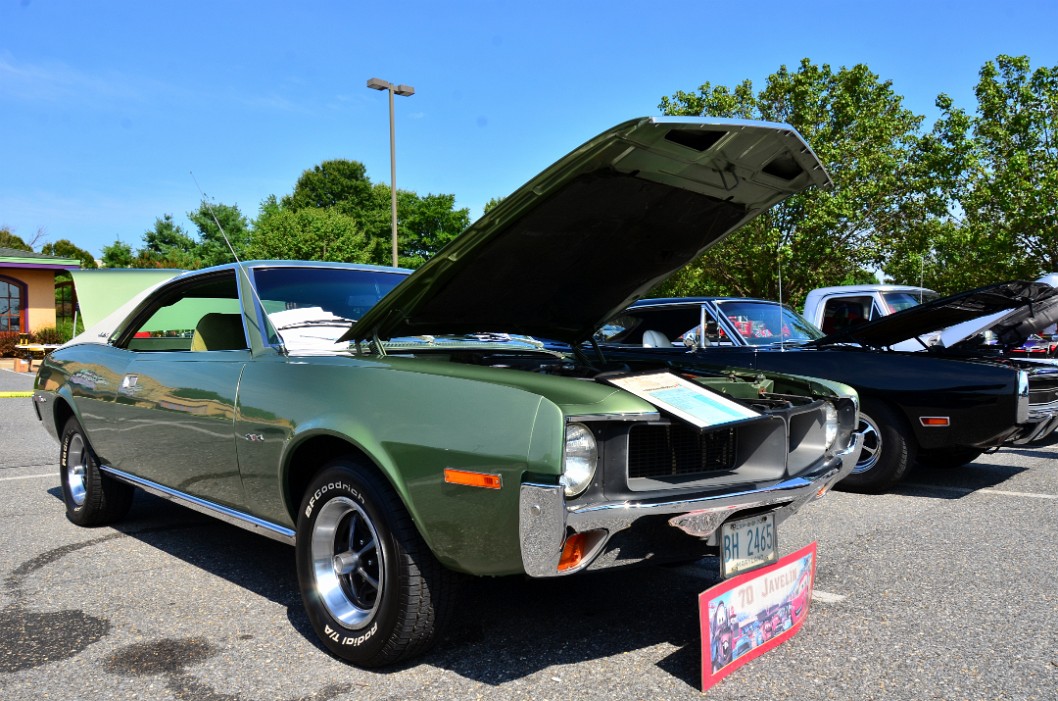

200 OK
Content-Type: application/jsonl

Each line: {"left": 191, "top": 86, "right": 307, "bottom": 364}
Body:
{"left": 59, "top": 417, "right": 134, "bottom": 526}
{"left": 916, "top": 447, "right": 983, "bottom": 469}
{"left": 838, "top": 400, "right": 915, "bottom": 494}
{"left": 296, "top": 461, "right": 457, "bottom": 667}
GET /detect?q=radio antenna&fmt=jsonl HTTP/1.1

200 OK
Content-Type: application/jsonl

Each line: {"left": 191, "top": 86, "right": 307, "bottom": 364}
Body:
{"left": 190, "top": 171, "right": 243, "bottom": 264}
{"left": 190, "top": 171, "right": 286, "bottom": 354}
{"left": 776, "top": 234, "right": 787, "bottom": 350}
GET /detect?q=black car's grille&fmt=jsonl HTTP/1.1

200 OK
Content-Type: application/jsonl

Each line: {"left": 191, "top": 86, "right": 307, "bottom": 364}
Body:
{"left": 1029, "top": 378, "right": 1058, "bottom": 405}
{"left": 627, "top": 423, "right": 737, "bottom": 479}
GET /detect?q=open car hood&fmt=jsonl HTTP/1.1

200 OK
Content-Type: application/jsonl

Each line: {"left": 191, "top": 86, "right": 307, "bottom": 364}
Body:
{"left": 811, "top": 280, "right": 1058, "bottom": 350}
{"left": 346, "top": 117, "right": 831, "bottom": 345}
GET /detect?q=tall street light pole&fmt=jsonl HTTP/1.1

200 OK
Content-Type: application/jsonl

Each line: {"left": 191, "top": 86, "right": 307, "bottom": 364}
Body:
{"left": 366, "top": 77, "right": 415, "bottom": 268}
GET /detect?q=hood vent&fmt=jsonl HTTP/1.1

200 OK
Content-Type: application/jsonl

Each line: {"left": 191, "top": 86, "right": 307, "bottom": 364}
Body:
{"left": 664, "top": 129, "right": 726, "bottom": 152}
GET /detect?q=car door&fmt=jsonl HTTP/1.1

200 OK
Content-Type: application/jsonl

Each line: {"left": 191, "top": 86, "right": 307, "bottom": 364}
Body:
{"left": 103, "top": 270, "right": 250, "bottom": 510}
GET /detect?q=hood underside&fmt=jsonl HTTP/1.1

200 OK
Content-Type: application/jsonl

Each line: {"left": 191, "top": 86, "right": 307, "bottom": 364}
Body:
{"left": 813, "top": 280, "right": 1058, "bottom": 349}
{"left": 347, "top": 117, "right": 830, "bottom": 345}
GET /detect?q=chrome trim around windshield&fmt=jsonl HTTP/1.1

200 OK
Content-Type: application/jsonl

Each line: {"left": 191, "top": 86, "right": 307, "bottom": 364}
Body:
{"left": 99, "top": 465, "right": 296, "bottom": 545}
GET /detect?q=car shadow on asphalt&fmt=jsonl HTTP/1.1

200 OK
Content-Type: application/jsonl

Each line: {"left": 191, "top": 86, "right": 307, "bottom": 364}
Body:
{"left": 892, "top": 455, "right": 1029, "bottom": 499}
{"left": 420, "top": 565, "right": 708, "bottom": 687}
{"left": 47, "top": 487, "right": 711, "bottom": 688}
{"left": 44, "top": 487, "right": 314, "bottom": 632}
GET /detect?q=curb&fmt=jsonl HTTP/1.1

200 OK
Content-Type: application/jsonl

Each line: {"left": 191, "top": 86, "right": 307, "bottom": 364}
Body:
{"left": 0, "top": 391, "right": 33, "bottom": 398}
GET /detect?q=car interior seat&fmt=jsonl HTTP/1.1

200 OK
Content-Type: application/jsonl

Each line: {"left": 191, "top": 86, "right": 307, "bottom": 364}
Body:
{"left": 191, "top": 313, "right": 247, "bottom": 351}
{"left": 642, "top": 330, "right": 671, "bottom": 348}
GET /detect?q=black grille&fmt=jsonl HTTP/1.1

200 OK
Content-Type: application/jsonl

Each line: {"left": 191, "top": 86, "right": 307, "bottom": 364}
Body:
{"left": 1029, "top": 378, "right": 1058, "bottom": 405}
{"left": 627, "top": 423, "right": 737, "bottom": 479}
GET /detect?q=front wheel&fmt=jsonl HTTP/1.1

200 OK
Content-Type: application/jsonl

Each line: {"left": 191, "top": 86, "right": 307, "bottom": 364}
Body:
{"left": 295, "top": 462, "right": 458, "bottom": 667}
{"left": 838, "top": 400, "right": 915, "bottom": 494}
{"left": 59, "top": 417, "right": 134, "bottom": 526}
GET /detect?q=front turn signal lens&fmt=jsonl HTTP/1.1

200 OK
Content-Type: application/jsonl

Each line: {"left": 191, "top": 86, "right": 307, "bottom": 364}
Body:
{"left": 558, "top": 533, "right": 590, "bottom": 572}
{"left": 443, "top": 468, "right": 502, "bottom": 489}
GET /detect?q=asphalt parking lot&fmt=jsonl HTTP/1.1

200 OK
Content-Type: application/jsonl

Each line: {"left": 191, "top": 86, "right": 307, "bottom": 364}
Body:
{"left": 2, "top": 366, "right": 1056, "bottom": 701}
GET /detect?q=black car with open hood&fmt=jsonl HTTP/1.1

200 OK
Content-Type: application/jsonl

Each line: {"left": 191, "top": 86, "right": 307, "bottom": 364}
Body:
{"left": 593, "top": 292, "right": 1058, "bottom": 493}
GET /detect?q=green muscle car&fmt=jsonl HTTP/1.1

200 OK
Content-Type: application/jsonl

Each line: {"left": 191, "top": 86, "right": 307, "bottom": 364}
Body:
{"left": 33, "top": 117, "right": 861, "bottom": 667}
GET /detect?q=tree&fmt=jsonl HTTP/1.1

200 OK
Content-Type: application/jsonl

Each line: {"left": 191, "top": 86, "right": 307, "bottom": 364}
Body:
{"left": 397, "top": 191, "right": 470, "bottom": 267}
{"left": 655, "top": 59, "right": 925, "bottom": 306}
{"left": 189, "top": 200, "right": 251, "bottom": 267}
{"left": 264, "top": 160, "right": 470, "bottom": 269}
{"left": 891, "top": 55, "right": 1058, "bottom": 292}
{"left": 101, "top": 240, "right": 135, "bottom": 268}
{"left": 41, "top": 239, "right": 98, "bottom": 269}
{"left": 281, "top": 160, "right": 373, "bottom": 212}
{"left": 247, "top": 196, "right": 374, "bottom": 262}
{"left": 0, "top": 227, "right": 34, "bottom": 251}
{"left": 356, "top": 184, "right": 470, "bottom": 268}
{"left": 136, "top": 214, "right": 199, "bottom": 268}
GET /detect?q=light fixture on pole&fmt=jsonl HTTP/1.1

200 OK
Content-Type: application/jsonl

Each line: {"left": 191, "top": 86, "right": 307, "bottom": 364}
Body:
{"left": 366, "top": 77, "right": 415, "bottom": 268}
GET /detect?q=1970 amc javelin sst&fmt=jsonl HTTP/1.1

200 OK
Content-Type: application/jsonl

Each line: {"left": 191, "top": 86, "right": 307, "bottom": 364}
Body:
{"left": 33, "top": 117, "right": 862, "bottom": 666}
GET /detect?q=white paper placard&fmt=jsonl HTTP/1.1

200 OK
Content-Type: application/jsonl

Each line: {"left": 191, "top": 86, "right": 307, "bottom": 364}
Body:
{"left": 607, "top": 371, "right": 761, "bottom": 428}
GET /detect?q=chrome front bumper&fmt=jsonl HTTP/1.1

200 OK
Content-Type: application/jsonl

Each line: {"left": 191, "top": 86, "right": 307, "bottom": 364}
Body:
{"left": 518, "top": 431, "right": 862, "bottom": 577}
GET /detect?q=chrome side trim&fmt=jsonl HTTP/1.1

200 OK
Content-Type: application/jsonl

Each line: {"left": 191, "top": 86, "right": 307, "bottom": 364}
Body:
{"left": 565, "top": 412, "right": 660, "bottom": 423}
{"left": 99, "top": 465, "right": 296, "bottom": 545}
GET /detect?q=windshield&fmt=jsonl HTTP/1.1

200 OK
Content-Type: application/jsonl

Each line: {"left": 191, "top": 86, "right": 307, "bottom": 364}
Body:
{"left": 714, "top": 300, "right": 824, "bottom": 345}
{"left": 253, "top": 266, "right": 409, "bottom": 349}
{"left": 880, "top": 290, "right": 941, "bottom": 313}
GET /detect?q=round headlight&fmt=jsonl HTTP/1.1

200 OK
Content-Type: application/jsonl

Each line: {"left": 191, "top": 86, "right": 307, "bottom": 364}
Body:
{"left": 823, "top": 403, "right": 839, "bottom": 450}
{"left": 562, "top": 422, "right": 598, "bottom": 497}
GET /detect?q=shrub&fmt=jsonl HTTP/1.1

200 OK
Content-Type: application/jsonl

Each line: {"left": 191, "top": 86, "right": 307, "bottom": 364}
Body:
{"left": 32, "top": 326, "right": 66, "bottom": 344}
{"left": 0, "top": 331, "right": 21, "bottom": 358}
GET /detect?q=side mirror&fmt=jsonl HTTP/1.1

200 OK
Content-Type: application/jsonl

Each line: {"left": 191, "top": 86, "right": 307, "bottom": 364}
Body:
{"left": 683, "top": 333, "right": 698, "bottom": 348}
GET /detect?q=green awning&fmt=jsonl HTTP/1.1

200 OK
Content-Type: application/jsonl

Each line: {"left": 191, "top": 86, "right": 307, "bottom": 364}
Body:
{"left": 71, "top": 269, "right": 183, "bottom": 329}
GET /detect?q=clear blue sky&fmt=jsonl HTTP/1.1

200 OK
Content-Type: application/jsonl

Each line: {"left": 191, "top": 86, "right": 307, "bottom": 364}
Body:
{"left": 3, "top": 0, "right": 1057, "bottom": 259}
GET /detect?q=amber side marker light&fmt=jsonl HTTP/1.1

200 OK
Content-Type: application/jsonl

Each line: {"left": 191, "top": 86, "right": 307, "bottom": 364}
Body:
{"left": 443, "top": 468, "right": 502, "bottom": 490}
{"left": 919, "top": 416, "right": 951, "bottom": 427}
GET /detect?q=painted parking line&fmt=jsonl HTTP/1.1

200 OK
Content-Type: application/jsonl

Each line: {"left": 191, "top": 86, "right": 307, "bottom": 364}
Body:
{"left": 0, "top": 391, "right": 33, "bottom": 398}
{"left": 811, "top": 590, "right": 846, "bottom": 604}
{"left": 903, "top": 483, "right": 1058, "bottom": 499}
{"left": 978, "top": 488, "right": 1058, "bottom": 500}
{"left": 0, "top": 472, "right": 54, "bottom": 482}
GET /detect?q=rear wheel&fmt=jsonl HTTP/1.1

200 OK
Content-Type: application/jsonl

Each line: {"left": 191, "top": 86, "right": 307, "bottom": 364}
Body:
{"left": 59, "top": 417, "right": 134, "bottom": 526}
{"left": 295, "top": 461, "right": 458, "bottom": 667}
{"left": 838, "top": 400, "right": 915, "bottom": 494}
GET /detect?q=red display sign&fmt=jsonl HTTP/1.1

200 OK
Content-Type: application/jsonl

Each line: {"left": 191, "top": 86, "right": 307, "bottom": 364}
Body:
{"left": 699, "top": 541, "right": 817, "bottom": 692}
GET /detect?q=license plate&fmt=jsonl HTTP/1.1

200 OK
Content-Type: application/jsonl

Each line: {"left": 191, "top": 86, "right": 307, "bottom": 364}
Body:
{"left": 720, "top": 513, "right": 777, "bottom": 578}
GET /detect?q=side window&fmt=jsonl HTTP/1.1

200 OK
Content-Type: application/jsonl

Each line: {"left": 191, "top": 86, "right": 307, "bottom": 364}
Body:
{"left": 820, "top": 297, "right": 870, "bottom": 334}
{"left": 595, "top": 315, "right": 637, "bottom": 343}
{"left": 706, "top": 310, "right": 735, "bottom": 345}
{"left": 121, "top": 272, "right": 246, "bottom": 352}
{"left": 680, "top": 308, "right": 729, "bottom": 347}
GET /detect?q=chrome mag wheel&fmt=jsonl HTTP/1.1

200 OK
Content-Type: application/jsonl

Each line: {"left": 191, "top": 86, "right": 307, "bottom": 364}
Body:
{"left": 65, "top": 432, "right": 88, "bottom": 507}
{"left": 310, "top": 496, "right": 384, "bottom": 629}
{"left": 853, "top": 412, "right": 882, "bottom": 474}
